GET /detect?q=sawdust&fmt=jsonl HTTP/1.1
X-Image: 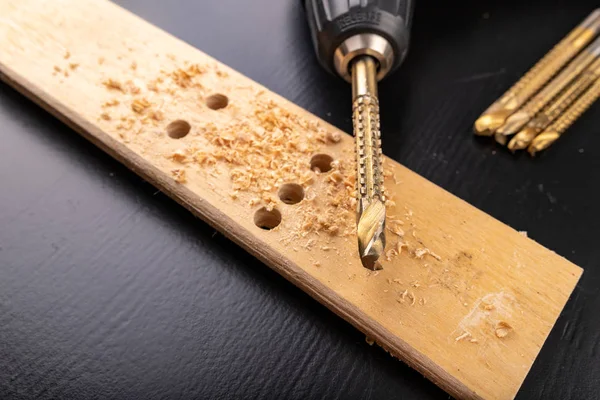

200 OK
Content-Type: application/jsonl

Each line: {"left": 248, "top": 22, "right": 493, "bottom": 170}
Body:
{"left": 95, "top": 60, "right": 367, "bottom": 240}
{"left": 103, "top": 79, "right": 124, "bottom": 91}
{"left": 414, "top": 248, "right": 442, "bottom": 261}
{"left": 171, "top": 168, "right": 186, "bottom": 183}
{"left": 495, "top": 321, "right": 513, "bottom": 338}
{"left": 102, "top": 99, "right": 120, "bottom": 108}
{"left": 131, "top": 98, "right": 151, "bottom": 114}
{"left": 168, "top": 150, "right": 187, "bottom": 163}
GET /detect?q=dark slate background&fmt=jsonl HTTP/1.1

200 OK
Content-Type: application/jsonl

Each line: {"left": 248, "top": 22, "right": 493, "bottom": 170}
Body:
{"left": 1, "top": 0, "right": 599, "bottom": 399}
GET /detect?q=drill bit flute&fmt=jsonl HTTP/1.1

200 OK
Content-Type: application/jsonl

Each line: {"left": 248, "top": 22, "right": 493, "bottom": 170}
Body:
{"left": 352, "top": 56, "right": 386, "bottom": 270}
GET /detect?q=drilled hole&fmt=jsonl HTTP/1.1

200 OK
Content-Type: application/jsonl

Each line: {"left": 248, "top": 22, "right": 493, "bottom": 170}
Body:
{"left": 310, "top": 154, "right": 333, "bottom": 172}
{"left": 278, "top": 183, "right": 304, "bottom": 205}
{"left": 166, "top": 120, "right": 191, "bottom": 139}
{"left": 254, "top": 207, "right": 282, "bottom": 230}
{"left": 206, "top": 93, "right": 229, "bottom": 110}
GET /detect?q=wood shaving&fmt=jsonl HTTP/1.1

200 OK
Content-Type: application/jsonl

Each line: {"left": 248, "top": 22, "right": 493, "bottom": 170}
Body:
{"left": 64, "top": 51, "right": 71, "bottom": 59}
{"left": 392, "top": 278, "right": 402, "bottom": 284}
{"left": 455, "top": 331, "right": 471, "bottom": 342}
{"left": 103, "top": 79, "right": 124, "bottom": 91}
{"left": 69, "top": 63, "right": 79, "bottom": 70}
{"left": 495, "top": 321, "right": 513, "bottom": 338}
{"left": 53, "top": 66, "right": 61, "bottom": 73}
{"left": 518, "top": 231, "right": 528, "bottom": 237}
{"left": 168, "top": 150, "right": 187, "bottom": 163}
{"left": 125, "top": 80, "right": 141, "bottom": 94}
{"left": 411, "top": 280, "right": 421, "bottom": 288}
{"left": 169, "top": 64, "right": 206, "bottom": 88}
{"left": 327, "top": 131, "right": 341, "bottom": 143}
{"left": 470, "top": 338, "right": 478, "bottom": 343}
{"left": 408, "top": 292, "right": 416, "bottom": 305}
{"left": 484, "top": 304, "right": 495, "bottom": 311}
{"left": 365, "top": 336, "right": 375, "bottom": 346}
{"left": 102, "top": 99, "right": 120, "bottom": 108}
{"left": 313, "top": 261, "right": 321, "bottom": 267}
{"left": 171, "top": 168, "right": 186, "bottom": 183}
{"left": 131, "top": 98, "right": 151, "bottom": 113}
{"left": 414, "top": 248, "right": 442, "bottom": 261}
{"left": 148, "top": 110, "right": 164, "bottom": 122}
{"left": 99, "top": 112, "right": 111, "bottom": 121}
{"left": 385, "top": 248, "right": 398, "bottom": 262}
{"left": 419, "top": 297, "right": 427, "bottom": 306}
{"left": 396, "top": 241, "right": 407, "bottom": 255}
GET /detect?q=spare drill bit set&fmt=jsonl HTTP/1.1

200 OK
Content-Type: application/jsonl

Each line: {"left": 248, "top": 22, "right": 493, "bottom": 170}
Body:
{"left": 474, "top": 9, "right": 600, "bottom": 155}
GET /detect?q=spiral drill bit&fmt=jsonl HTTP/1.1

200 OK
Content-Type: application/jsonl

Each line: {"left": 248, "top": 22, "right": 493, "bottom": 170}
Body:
{"left": 508, "top": 56, "right": 600, "bottom": 151}
{"left": 474, "top": 9, "right": 600, "bottom": 137}
{"left": 528, "top": 77, "right": 600, "bottom": 155}
{"left": 352, "top": 56, "right": 386, "bottom": 270}
{"left": 496, "top": 36, "right": 600, "bottom": 138}
{"left": 303, "top": 1, "right": 413, "bottom": 268}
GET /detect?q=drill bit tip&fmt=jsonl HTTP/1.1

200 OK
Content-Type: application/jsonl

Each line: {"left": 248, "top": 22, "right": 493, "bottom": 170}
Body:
{"left": 496, "top": 111, "right": 531, "bottom": 136}
{"left": 357, "top": 200, "right": 386, "bottom": 270}
{"left": 508, "top": 127, "right": 539, "bottom": 151}
{"left": 474, "top": 111, "right": 510, "bottom": 136}
{"left": 528, "top": 131, "right": 560, "bottom": 156}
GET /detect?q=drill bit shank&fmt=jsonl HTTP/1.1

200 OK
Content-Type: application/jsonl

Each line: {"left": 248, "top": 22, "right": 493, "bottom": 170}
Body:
{"left": 352, "top": 56, "right": 386, "bottom": 270}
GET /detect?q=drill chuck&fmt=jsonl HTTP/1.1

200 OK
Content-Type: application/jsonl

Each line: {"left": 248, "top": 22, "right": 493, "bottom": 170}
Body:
{"left": 303, "top": 0, "right": 413, "bottom": 82}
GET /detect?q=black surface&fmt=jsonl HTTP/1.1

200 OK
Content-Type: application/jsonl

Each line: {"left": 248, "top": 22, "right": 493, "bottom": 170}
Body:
{"left": 1, "top": 1, "right": 599, "bottom": 399}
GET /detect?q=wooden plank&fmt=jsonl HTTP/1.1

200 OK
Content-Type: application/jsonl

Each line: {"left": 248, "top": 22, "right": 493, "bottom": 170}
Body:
{"left": 0, "top": 1, "right": 582, "bottom": 398}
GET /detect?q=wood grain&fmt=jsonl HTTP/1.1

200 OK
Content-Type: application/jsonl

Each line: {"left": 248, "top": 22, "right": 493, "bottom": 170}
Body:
{"left": 0, "top": 1, "right": 582, "bottom": 398}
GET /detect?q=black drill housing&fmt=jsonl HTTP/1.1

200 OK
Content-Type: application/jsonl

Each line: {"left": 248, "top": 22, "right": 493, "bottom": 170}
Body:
{"left": 303, "top": 0, "right": 413, "bottom": 79}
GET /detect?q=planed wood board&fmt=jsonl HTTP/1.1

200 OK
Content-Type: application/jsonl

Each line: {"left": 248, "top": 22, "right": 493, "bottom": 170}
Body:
{"left": 0, "top": 1, "right": 582, "bottom": 398}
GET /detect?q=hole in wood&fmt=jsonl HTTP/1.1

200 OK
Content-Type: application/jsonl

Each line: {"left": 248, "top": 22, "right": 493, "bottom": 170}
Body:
{"left": 206, "top": 93, "right": 229, "bottom": 110}
{"left": 278, "top": 183, "right": 304, "bottom": 205}
{"left": 254, "top": 207, "right": 282, "bottom": 230}
{"left": 166, "top": 120, "right": 191, "bottom": 139}
{"left": 310, "top": 154, "right": 333, "bottom": 173}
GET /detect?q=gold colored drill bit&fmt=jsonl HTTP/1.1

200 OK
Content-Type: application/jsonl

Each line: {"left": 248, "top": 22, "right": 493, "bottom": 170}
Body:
{"left": 508, "top": 56, "right": 600, "bottom": 151}
{"left": 352, "top": 55, "right": 386, "bottom": 270}
{"left": 497, "top": 36, "right": 600, "bottom": 138}
{"left": 528, "top": 77, "right": 600, "bottom": 155}
{"left": 474, "top": 9, "right": 600, "bottom": 136}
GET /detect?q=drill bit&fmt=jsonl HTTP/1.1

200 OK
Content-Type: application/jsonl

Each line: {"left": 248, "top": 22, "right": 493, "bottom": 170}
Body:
{"left": 352, "top": 55, "right": 386, "bottom": 270}
{"left": 474, "top": 9, "right": 600, "bottom": 137}
{"left": 508, "top": 56, "right": 600, "bottom": 151}
{"left": 528, "top": 77, "right": 600, "bottom": 155}
{"left": 496, "top": 36, "right": 600, "bottom": 138}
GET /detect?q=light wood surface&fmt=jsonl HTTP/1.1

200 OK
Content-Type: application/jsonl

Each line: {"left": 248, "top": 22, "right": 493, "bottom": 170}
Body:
{"left": 0, "top": 1, "right": 583, "bottom": 398}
